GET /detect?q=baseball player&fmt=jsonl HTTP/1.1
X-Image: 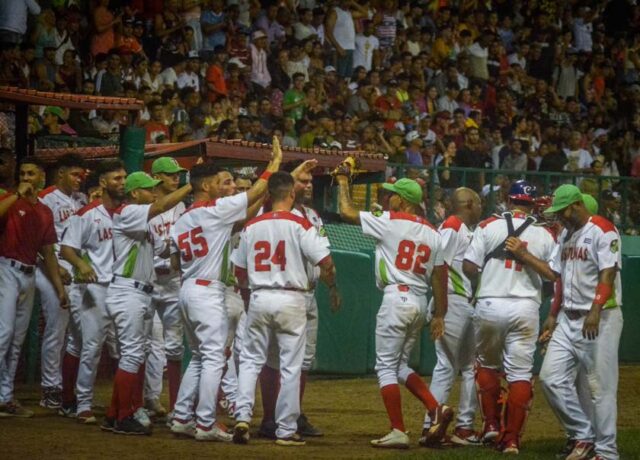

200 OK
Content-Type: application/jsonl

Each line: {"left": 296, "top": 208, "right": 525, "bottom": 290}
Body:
{"left": 462, "top": 180, "right": 557, "bottom": 454}
{"left": 144, "top": 157, "right": 188, "bottom": 417}
{"left": 510, "top": 184, "right": 622, "bottom": 460}
{"left": 335, "top": 171, "right": 451, "bottom": 450}
{"left": 231, "top": 171, "right": 339, "bottom": 447}
{"left": 103, "top": 171, "right": 192, "bottom": 435}
{"left": 219, "top": 175, "right": 254, "bottom": 417}
{"left": 425, "top": 187, "right": 483, "bottom": 446}
{"left": 37, "top": 154, "right": 87, "bottom": 409}
{"left": 0, "top": 158, "right": 69, "bottom": 417}
{"left": 258, "top": 160, "right": 328, "bottom": 439}
{"left": 58, "top": 160, "right": 127, "bottom": 423}
{"left": 169, "top": 140, "right": 282, "bottom": 442}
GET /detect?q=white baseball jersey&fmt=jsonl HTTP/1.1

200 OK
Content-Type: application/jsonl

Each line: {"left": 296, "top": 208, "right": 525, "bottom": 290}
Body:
{"left": 360, "top": 210, "right": 444, "bottom": 296}
{"left": 39, "top": 186, "right": 87, "bottom": 270}
{"left": 112, "top": 203, "right": 156, "bottom": 283}
{"left": 439, "top": 215, "right": 473, "bottom": 298}
{"left": 292, "top": 205, "right": 329, "bottom": 284}
{"left": 149, "top": 202, "right": 186, "bottom": 276}
{"left": 61, "top": 200, "right": 115, "bottom": 283}
{"left": 170, "top": 193, "right": 247, "bottom": 282}
{"left": 231, "top": 211, "right": 330, "bottom": 291}
{"left": 550, "top": 216, "right": 622, "bottom": 311}
{"left": 464, "top": 212, "right": 556, "bottom": 303}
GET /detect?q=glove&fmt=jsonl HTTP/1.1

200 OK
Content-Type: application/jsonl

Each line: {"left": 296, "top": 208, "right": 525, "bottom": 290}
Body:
{"left": 330, "top": 156, "right": 361, "bottom": 180}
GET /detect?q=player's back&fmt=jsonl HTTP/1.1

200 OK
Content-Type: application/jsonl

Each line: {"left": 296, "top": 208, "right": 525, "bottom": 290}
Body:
{"left": 466, "top": 212, "right": 556, "bottom": 302}
{"left": 238, "top": 211, "right": 329, "bottom": 291}
{"left": 361, "top": 210, "right": 442, "bottom": 295}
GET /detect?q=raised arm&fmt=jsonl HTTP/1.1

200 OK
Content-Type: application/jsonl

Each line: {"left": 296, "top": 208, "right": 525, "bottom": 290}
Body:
{"left": 335, "top": 174, "right": 360, "bottom": 224}
{"left": 148, "top": 183, "right": 193, "bottom": 221}
{"left": 245, "top": 136, "right": 283, "bottom": 206}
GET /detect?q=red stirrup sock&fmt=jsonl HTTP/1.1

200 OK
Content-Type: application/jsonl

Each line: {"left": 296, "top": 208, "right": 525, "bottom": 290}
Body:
{"left": 115, "top": 369, "right": 138, "bottom": 420}
{"left": 259, "top": 365, "right": 280, "bottom": 423}
{"left": 380, "top": 384, "right": 405, "bottom": 432}
{"left": 299, "top": 370, "right": 308, "bottom": 404}
{"left": 502, "top": 381, "right": 533, "bottom": 445}
{"left": 167, "top": 359, "right": 182, "bottom": 411}
{"left": 405, "top": 372, "right": 439, "bottom": 412}
{"left": 476, "top": 367, "right": 502, "bottom": 427}
{"left": 61, "top": 352, "right": 80, "bottom": 405}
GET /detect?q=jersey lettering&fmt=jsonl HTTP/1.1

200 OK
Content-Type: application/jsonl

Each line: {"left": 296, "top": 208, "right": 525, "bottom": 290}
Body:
{"left": 152, "top": 221, "right": 172, "bottom": 237}
{"left": 254, "top": 240, "right": 287, "bottom": 272}
{"left": 58, "top": 208, "right": 74, "bottom": 223}
{"left": 505, "top": 242, "right": 527, "bottom": 271}
{"left": 561, "top": 246, "right": 589, "bottom": 261}
{"left": 395, "top": 240, "right": 431, "bottom": 275}
{"left": 98, "top": 228, "right": 113, "bottom": 242}
{"left": 178, "top": 226, "right": 209, "bottom": 262}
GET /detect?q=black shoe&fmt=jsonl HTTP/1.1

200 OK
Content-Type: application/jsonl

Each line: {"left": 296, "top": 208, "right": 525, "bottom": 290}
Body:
{"left": 40, "top": 387, "right": 62, "bottom": 410}
{"left": 57, "top": 401, "right": 77, "bottom": 418}
{"left": 257, "top": 419, "right": 277, "bottom": 439}
{"left": 113, "top": 416, "right": 152, "bottom": 435}
{"left": 556, "top": 438, "right": 576, "bottom": 458}
{"left": 297, "top": 414, "right": 323, "bottom": 437}
{"left": 100, "top": 417, "right": 116, "bottom": 432}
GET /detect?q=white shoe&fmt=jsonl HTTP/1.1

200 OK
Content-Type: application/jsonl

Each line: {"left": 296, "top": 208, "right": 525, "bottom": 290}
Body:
{"left": 171, "top": 419, "right": 196, "bottom": 438}
{"left": 195, "top": 425, "right": 233, "bottom": 442}
{"left": 133, "top": 407, "right": 152, "bottom": 428}
{"left": 370, "top": 429, "right": 410, "bottom": 449}
{"left": 165, "top": 410, "right": 174, "bottom": 428}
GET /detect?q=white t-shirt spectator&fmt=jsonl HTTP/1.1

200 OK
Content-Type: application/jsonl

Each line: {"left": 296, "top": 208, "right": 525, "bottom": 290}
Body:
{"left": 160, "top": 67, "right": 178, "bottom": 88}
{"left": 563, "top": 148, "right": 593, "bottom": 172}
{"left": 354, "top": 33, "right": 379, "bottom": 71}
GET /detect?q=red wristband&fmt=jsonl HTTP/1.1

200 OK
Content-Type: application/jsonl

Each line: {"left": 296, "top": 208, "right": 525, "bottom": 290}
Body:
{"left": 594, "top": 282, "right": 612, "bottom": 306}
{"left": 259, "top": 171, "right": 272, "bottom": 181}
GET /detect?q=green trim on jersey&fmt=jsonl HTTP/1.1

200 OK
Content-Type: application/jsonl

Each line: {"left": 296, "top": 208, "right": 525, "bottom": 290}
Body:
{"left": 449, "top": 266, "right": 467, "bottom": 297}
{"left": 604, "top": 286, "right": 618, "bottom": 309}
{"left": 73, "top": 253, "right": 93, "bottom": 280}
{"left": 379, "top": 259, "right": 389, "bottom": 285}
{"left": 122, "top": 245, "right": 139, "bottom": 278}
{"left": 221, "top": 241, "right": 231, "bottom": 285}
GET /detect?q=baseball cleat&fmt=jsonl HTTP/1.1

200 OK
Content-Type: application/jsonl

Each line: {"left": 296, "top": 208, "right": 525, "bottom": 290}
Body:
{"left": 100, "top": 417, "right": 116, "bottom": 432}
{"left": 133, "top": 407, "right": 152, "bottom": 428}
{"left": 144, "top": 399, "right": 167, "bottom": 418}
{"left": 451, "top": 427, "right": 481, "bottom": 446}
{"left": 0, "top": 400, "right": 34, "bottom": 418}
{"left": 370, "top": 428, "right": 410, "bottom": 449}
{"left": 297, "top": 414, "right": 324, "bottom": 437}
{"left": 170, "top": 419, "right": 196, "bottom": 438}
{"left": 165, "top": 410, "right": 174, "bottom": 428}
{"left": 257, "top": 419, "right": 277, "bottom": 439}
{"left": 77, "top": 410, "right": 97, "bottom": 425}
{"left": 501, "top": 440, "right": 520, "bottom": 454}
{"left": 195, "top": 424, "right": 233, "bottom": 442}
{"left": 275, "top": 433, "right": 306, "bottom": 447}
{"left": 40, "top": 388, "right": 62, "bottom": 410}
{"left": 113, "top": 416, "right": 152, "bottom": 435}
{"left": 482, "top": 422, "right": 500, "bottom": 444}
{"left": 419, "top": 405, "right": 454, "bottom": 447}
{"left": 57, "top": 402, "right": 77, "bottom": 418}
{"left": 557, "top": 438, "right": 577, "bottom": 458}
{"left": 566, "top": 441, "right": 595, "bottom": 460}
{"left": 233, "top": 421, "right": 250, "bottom": 444}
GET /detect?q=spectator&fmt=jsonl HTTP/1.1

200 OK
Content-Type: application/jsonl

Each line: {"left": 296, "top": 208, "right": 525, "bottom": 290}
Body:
{"left": 455, "top": 126, "right": 490, "bottom": 190}
{"left": 404, "top": 131, "right": 424, "bottom": 166}
{"left": 31, "top": 9, "right": 56, "bottom": 59}
{"left": 159, "top": 53, "right": 187, "bottom": 89}
{"left": 325, "top": 0, "right": 359, "bottom": 79}
{"left": 283, "top": 72, "right": 307, "bottom": 122}
{"left": 145, "top": 101, "right": 170, "bottom": 144}
{"left": 293, "top": 8, "right": 315, "bottom": 41}
{"left": 465, "top": 31, "right": 491, "bottom": 83}
{"left": 437, "top": 82, "right": 460, "bottom": 113}
{"left": 57, "top": 49, "right": 81, "bottom": 93}
{"left": 37, "top": 106, "right": 69, "bottom": 136}
{"left": 91, "top": 0, "right": 120, "bottom": 57}
{"left": 250, "top": 30, "right": 270, "bottom": 92}
{"left": 501, "top": 139, "right": 528, "bottom": 171}
{"left": 563, "top": 130, "right": 593, "bottom": 172}
{"left": 0, "top": 0, "right": 40, "bottom": 48}
{"left": 117, "top": 18, "right": 144, "bottom": 57}
{"left": 310, "top": 7, "right": 325, "bottom": 44}
{"left": 201, "top": 0, "right": 227, "bottom": 61}
{"left": 100, "top": 52, "right": 123, "bottom": 96}
{"left": 177, "top": 51, "right": 201, "bottom": 91}
{"left": 601, "top": 189, "right": 622, "bottom": 226}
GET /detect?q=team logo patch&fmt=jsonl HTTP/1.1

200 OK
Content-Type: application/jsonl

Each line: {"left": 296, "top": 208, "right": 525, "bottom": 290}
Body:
{"left": 584, "top": 238, "right": 592, "bottom": 244}
{"left": 318, "top": 226, "right": 327, "bottom": 237}
{"left": 610, "top": 239, "right": 619, "bottom": 253}
{"left": 371, "top": 209, "right": 383, "bottom": 217}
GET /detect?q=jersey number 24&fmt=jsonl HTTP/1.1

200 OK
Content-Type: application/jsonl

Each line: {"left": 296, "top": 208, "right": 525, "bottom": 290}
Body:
{"left": 255, "top": 240, "right": 286, "bottom": 271}
{"left": 395, "top": 240, "right": 431, "bottom": 275}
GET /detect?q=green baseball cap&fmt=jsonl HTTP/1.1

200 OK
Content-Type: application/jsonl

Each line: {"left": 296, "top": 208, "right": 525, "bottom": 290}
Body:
{"left": 125, "top": 171, "right": 161, "bottom": 194}
{"left": 44, "top": 106, "right": 65, "bottom": 121}
{"left": 582, "top": 193, "right": 598, "bottom": 215}
{"left": 544, "top": 184, "right": 583, "bottom": 214}
{"left": 382, "top": 178, "right": 423, "bottom": 205}
{"left": 151, "top": 157, "right": 187, "bottom": 174}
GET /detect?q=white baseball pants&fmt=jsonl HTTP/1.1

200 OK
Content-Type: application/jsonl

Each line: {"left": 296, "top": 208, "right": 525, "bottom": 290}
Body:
{"left": 173, "top": 279, "right": 227, "bottom": 428}
{"left": 427, "top": 294, "right": 477, "bottom": 429}
{"left": 65, "top": 284, "right": 86, "bottom": 359}
{"left": 106, "top": 280, "right": 153, "bottom": 374}
{"left": 220, "top": 287, "right": 245, "bottom": 402}
{"left": 36, "top": 267, "right": 70, "bottom": 390}
{"left": 374, "top": 286, "right": 427, "bottom": 388}
{"left": 474, "top": 298, "right": 539, "bottom": 382}
{"left": 0, "top": 257, "right": 36, "bottom": 403}
{"left": 265, "top": 291, "right": 318, "bottom": 372}
{"left": 144, "top": 311, "right": 166, "bottom": 403}
{"left": 235, "top": 289, "right": 307, "bottom": 439}
{"left": 151, "top": 276, "right": 184, "bottom": 361}
{"left": 540, "top": 308, "right": 623, "bottom": 460}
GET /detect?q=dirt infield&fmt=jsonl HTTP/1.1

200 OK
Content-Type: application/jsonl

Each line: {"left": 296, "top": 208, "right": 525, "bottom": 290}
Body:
{"left": 1, "top": 366, "right": 639, "bottom": 460}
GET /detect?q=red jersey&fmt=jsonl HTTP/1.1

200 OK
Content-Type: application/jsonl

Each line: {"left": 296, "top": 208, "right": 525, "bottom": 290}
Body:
{"left": 0, "top": 193, "right": 57, "bottom": 265}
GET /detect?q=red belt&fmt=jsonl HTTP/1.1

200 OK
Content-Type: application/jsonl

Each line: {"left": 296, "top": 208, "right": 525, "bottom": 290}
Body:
{"left": 254, "top": 286, "right": 310, "bottom": 293}
{"left": 398, "top": 285, "right": 409, "bottom": 292}
{"left": 195, "top": 279, "right": 212, "bottom": 287}
{"left": 564, "top": 309, "right": 588, "bottom": 320}
{"left": 155, "top": 267, "right": 171, "bottom": 276}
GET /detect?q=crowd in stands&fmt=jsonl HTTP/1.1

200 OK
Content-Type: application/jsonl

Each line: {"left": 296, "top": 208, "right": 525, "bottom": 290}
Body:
{"left": 1, "top": 0, "right": 640, "bottom": 231}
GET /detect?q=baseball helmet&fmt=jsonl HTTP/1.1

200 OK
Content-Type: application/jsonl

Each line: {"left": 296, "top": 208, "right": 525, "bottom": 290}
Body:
{"left": 508, "top": 180, "right": 537, "bottom": 203}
